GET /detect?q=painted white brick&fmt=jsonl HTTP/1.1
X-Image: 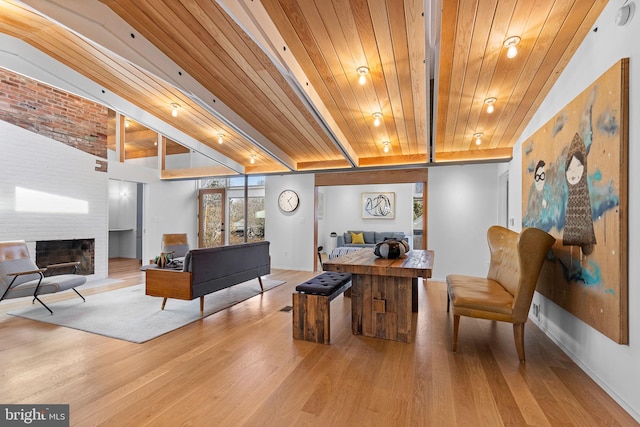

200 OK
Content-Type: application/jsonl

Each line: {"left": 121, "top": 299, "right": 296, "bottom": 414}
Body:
{"left": 0, "top": 120, "right": 108, "bottom": 278}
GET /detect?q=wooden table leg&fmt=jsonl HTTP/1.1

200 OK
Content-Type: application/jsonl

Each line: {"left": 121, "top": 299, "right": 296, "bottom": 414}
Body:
{"left": 351, "top": 274, "right": 413, "bottom": 342}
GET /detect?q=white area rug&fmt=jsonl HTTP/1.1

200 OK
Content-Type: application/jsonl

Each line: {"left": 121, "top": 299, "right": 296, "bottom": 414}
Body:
{"left": 8, "top": 278, "right": 284, "bottom": 343}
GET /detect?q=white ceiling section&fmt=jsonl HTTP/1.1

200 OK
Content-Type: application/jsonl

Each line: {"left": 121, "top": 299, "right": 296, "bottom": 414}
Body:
{"left": 0, "top": 0, "right": 607, "bottom": 177}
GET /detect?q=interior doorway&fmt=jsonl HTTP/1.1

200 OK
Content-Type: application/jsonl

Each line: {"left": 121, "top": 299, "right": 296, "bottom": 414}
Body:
{"left": 108, "top": 179, "right": 143, "bottom": 263}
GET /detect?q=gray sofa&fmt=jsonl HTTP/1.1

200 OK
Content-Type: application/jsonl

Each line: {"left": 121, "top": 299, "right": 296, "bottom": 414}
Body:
{"left": 337, "top": 231, "right": 407, "bottom": 248}
{"left": 146, "top": 241, "right": 270, "bottom": 314}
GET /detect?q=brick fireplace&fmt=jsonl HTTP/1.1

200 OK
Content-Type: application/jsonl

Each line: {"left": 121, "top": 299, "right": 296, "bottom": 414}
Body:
{"left": 35, "top": 239, "right": 95, "bottom": 275}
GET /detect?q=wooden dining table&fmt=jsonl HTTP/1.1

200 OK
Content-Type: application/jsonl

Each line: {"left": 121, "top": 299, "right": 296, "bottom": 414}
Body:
{"left": 322, "top": 248, "right": 434, "bottom": 343}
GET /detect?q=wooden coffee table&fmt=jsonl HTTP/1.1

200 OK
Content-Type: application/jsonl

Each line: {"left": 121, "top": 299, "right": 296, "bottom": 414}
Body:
{"left": 322, "top": 248, "right": 434, "bottom": 343}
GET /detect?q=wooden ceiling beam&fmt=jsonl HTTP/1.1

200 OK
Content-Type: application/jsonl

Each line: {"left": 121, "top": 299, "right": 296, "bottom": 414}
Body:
{"left": 434, "top": 147, "right": 512, "bottom": 163}
{"left": 315, "top": 167, "right": 428, "bottom": 186}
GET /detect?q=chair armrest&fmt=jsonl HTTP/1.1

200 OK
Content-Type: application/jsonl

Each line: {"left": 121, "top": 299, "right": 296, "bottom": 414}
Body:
{"left": 46, "top": 261, "right": 80, "bottom": 269}
{"left": 44, "top": 261, "right": 80, "bottom": 276}
{"left": 7, "top": 268, "right": 46, "bottom": 276}
{"left": 6, "top": 269, "right": 45, "bottom": 288}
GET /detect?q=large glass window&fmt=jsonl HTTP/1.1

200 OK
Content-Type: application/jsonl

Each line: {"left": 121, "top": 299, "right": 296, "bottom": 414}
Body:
{"left": 228, "top": 176, "right": 265, "bottom": 187}
{"left": 228, "top": 197, "right": 265, "bottom": 245}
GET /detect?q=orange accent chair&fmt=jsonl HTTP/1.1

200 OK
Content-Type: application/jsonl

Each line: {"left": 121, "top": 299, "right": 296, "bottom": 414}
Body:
{"left": 161, "top": 233, "right": 190, "bottom": 260}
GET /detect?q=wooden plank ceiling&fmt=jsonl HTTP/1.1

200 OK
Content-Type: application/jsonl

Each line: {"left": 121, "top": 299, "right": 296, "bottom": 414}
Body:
{"left": 0, "top": 0, "right": 607, "bottom": 176}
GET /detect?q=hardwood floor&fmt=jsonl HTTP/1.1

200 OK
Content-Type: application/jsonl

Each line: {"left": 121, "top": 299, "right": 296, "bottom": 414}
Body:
{"left": 0, "top": 258, "right": 636, "bottom": 426}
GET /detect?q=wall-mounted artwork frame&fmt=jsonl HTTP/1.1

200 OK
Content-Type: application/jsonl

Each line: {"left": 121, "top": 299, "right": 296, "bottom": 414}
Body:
{"left": 361, "top": 192, "right": 395, "bottom": 219}
{"left": 317, "top": 192, "right": 324, "bottom": 220}
{"left": 522, "top": 59, "right": 628, "bottom": 344}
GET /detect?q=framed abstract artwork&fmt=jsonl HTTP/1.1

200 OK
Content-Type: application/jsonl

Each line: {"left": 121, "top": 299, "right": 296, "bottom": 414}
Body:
{"left": 361, "top": 192, "right": 394, "bottom": 219}
{"left": 521, "top": 59, "right": 628, "bottom": 344}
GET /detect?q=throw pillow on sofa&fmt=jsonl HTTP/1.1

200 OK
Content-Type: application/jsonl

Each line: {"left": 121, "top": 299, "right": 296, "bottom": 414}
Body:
{"left": 350, "top": 231, "right": 365, "bottom": 244}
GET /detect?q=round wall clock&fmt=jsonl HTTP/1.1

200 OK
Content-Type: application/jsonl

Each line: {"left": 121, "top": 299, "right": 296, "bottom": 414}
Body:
{"left": 278, "top": 189, "right": 299, "bottom": 212}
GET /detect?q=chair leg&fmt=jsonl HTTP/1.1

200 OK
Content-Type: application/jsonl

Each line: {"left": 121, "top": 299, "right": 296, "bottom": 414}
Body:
{"left": 452, "top": 314, "right": 460, "bottom": 352}
{"left": 258, "top": 276, "right": 264, "bottom": 292}
{"left": 513, "top": 323, "right": 526, "bottom": 363}
{"left": 72, "top": 288, "right": 86, "bottom": 302}
{"left": 161, "top": 297, "right": 168, "bottom": 310}
{"left": 32, "top": 295, "right": 53, "bottom": 314}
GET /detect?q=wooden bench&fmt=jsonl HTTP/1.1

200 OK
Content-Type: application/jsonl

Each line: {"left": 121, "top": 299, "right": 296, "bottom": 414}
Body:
{"left": 292, "top": 272, "right": 352, "bottom": 344}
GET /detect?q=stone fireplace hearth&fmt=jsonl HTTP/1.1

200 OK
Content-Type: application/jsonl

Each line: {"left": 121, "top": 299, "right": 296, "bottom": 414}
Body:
{"left": 36, "top": 239, "right": 95, "bottom": 275}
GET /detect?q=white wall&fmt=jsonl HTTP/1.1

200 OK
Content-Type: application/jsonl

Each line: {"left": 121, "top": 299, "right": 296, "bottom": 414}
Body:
{"left": 317, "top": 183, "right": 415, "bottom": 250}
{"left": 0, "top": 121, "right": 108, "bottom": 278}
{"left": 428, "top": 163, "right": 500, "bottom": 280}
{"left": 509, "top": 1, "right": 640, "bottom": 420}
{"left": 263, "top": 165, "right": 501, "bottom": 277}
{"left": 143, "top": 179, "right": 198, "bottom": 262}
{"left": 0, "top": 120, "right": 199, "bottom": 278}
{"left": 107, "top": 155, "right": 198, "bottom": 267}
{"left": 265, "top": 174, "right": 315, "bottom": 271}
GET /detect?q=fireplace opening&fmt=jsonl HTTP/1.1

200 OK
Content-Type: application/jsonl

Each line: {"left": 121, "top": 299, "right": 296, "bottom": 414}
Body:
{"left": 36, "top": 239, "right": 94, "bottom": 275}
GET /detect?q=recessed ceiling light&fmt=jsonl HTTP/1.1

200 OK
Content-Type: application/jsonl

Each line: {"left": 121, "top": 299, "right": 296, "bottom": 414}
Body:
{"left": 474, "top": 133, "right": 483, "bottom": 145}
{"left": 217, "top": 133, "right": 224, "bottom": 144}
{"left": 382, "top": 141, "right": 391, "bottom": 153}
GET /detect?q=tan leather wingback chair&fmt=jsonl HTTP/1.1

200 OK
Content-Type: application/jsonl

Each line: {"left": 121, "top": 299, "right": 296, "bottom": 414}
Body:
{"left": 446, "top": 226, "right": 555, "bottom": 362}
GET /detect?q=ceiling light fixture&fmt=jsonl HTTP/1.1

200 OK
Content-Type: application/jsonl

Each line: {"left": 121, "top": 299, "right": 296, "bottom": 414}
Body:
{"left": 170, "top": 103, "right": 180, "bottom": 117}
{"left": 217, "top": 133, "right": 224, "bottom": 144}
{"left": 504, "top": 36, "right": 520, "bottom": 59}
{"left": 373, "top": 112, "right": 382, "bottom": 127}
{"left": 250, "top": 154, "right": 255, "bottom": 164}
{"left": 474, "top": 133, "right": 483, "bottom": 146}
{"left": 124, "top": 119, "right": 131, "bottom": 128}
{"left": 382, "top": 141, "right": 391, "bottom": 153}
{"left": 357, "top": 66, "right": 369, "bottom": 85}
{"left": 484, "top": 97, "right": 497, "bottom": 113}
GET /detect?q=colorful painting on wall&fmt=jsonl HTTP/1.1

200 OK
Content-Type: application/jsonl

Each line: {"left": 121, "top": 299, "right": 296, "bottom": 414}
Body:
{"left": 522, "top": 59, "right": 628, "bottom": 344}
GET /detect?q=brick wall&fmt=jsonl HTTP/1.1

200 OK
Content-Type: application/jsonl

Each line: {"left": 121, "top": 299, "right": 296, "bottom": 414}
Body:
{"left": 0, "top": 67, "right": 108, "bottom": 158}
{"left": 36, "top": 239, "right": 95, "bottom": 275}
